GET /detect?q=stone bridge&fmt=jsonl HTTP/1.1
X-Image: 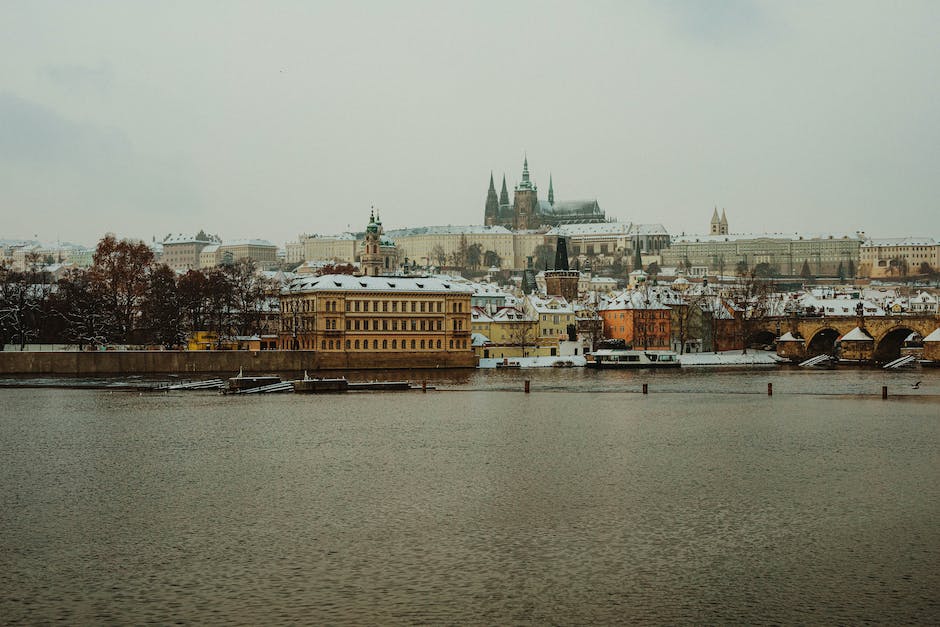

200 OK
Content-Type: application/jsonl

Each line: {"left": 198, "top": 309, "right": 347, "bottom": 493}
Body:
{"left": 752, "top": 314, "right": 940, "bottom": 363}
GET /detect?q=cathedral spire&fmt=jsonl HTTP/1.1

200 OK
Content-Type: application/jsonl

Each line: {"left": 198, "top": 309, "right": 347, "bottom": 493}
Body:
{"left": 499, "top": 174, "right": 509, "bottom": 206}
{"left": 548, "top": 174, "right": 554, "bottom": 206}
{"left": 516, "top": 154, "right": 535, "bottom": 191}
{"left": 484, "top": 172, "right": 500, "bottom": 226}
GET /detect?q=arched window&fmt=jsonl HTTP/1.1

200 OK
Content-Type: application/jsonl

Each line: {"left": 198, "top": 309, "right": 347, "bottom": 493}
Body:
{"left": 392, "top": 339, "right": 397, "bottom": 349}
{"left": 354, "top": 340, "right": 359, "bottom": 349}
{"left": 383, "top": 339, "right": 388, "bottom": 349}
{"left": 321, "top": 340, "right": 326, "bottom": 350}
{"left": 436, "top": 339, "right": 441, "bottom": 349}
{"left": 411, "top": 339, "right": 416, "bottom": 349}
{"left": 373, "top": 340, "right": 378, "bottom": 349}
{"left": 420, "top": 339, "right": 425, "bottom": 349}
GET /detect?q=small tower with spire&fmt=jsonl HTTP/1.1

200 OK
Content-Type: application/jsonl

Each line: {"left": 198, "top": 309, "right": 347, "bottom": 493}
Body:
{"left": 710, "top": 207, "right": 721, "bottom": 235}
{"left": 360, "top": 208, "right": 384, "bottom": 277}
{"left": 484, "top": 172, "right": 499, "bottom": 226}
{"left": 548, "top": 174, "right": 554, "bottom": 206}
{"left": 719, "top": 209, "right": 729, "bottom": 235}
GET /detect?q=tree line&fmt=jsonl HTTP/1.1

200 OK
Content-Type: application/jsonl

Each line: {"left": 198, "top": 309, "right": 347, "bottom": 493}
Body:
{"left": 0, "top": 235, "right": 275, "bottom": 351}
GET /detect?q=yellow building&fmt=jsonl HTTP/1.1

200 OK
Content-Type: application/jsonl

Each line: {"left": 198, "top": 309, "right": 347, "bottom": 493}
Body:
{"left": 200, "top": 239, "right": 279, "bottom": 270}
{"left": 859, "top": 237, "right": 939, "bottom": 278}
{"left": 472, "top": 306, "right": 544, "bottom": 359}
{"left": 526, "top": 295, "right": 576, "bottom": 345}
{"left": 277, "top": 275, "right": 473, "bottom": 356}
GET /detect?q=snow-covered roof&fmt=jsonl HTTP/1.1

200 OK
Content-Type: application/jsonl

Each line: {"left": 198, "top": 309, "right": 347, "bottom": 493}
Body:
{"left": 304, "top": 232, "right": 358, "bottom": 241}
{"left": 386, "top": 225, "right": 512, "bottom": 237}
{"left": 548, "top": 222, "right": 631, "bottom": 236}
{"left": 841, "top": 327, "right": 873, "bottom": 341}
{"left": 630, "top": 223, "right": 669, "bottom": 235}
{"left": 601, "top": 290, "right": 670, "bottom": 311}
{"left": 862, "top": 237, "right": 937, "bottom": 247}
{"left": 223, "top": 239, "right": 277, "bottom": 248}
{"left": 527, "top": 295, "right": 573, "bottom": 314}
{"left": 201, "top": 244, "right": 220, "bottom": 254}
{"left": 672, "top": 232, "right": 865, "bottom": 244}
{"left": 470, "top": 282, "right": 509, "bottom": 297}
{"left": 163, "top": 233, "right": 215, "bottom": 245}
{"left": 546, "top": 222, "right": 669, "bottom": 237}
{"left": 923, "top": 328, "right": 940, "bottom": 342}
{"left": 471, "top": 332, "right": 490, "bottom": 347}
{"left": 283, "top": 274, "right": 473, "bottom": 294}
{"left": 777, "top": 332, "right": 802, "bottom": 342}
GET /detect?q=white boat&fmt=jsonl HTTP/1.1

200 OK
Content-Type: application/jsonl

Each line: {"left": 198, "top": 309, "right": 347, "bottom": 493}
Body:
{"left": 586, "top": 349, "right": 681, "bottom": 369}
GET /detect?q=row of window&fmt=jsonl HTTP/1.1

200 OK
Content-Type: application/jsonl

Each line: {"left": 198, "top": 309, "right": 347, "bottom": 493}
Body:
{"left": 307, "top": 338, "right": 469, "bottom": 350}
{"left": 282, "top": 317, "right": 467, "bottom": 332}
{"left": 317, "top": 299, "right": 466, "bottom": 313}
{"left": 288, "top": 298, "right": 468, "bottom": 314}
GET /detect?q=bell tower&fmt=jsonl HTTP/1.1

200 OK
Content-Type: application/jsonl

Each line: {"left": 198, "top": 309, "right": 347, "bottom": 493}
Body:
{"left": 513, "top": 155, "right": 539, "bottom": 230}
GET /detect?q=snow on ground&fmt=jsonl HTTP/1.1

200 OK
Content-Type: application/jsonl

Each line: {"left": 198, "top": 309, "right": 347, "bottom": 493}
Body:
{"left": 679, "top": 350, "right": 783, "bottom": 366}
{"left": 477, "top": 356, "right": 588, "bottom": 369}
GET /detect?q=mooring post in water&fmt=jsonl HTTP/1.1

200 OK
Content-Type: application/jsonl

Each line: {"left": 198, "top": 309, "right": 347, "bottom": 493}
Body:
{"left": 422, "top": 380, "right": 427, "bottom": 393}
{"left": 642, "top": 383, "right": 648, "bottom": 395}
{"left": 768, "top": 382, "right": 773, "bottom": 396}
{"left": 524, "top": 380, "right": 530, "bottom": 394}
{"left": 882, "top": 385, "right": 888, "bottom": 400}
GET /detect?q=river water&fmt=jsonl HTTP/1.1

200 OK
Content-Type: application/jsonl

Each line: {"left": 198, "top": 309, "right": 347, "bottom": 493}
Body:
{"left": 1, "top": 367, "right": 938, "bottom": 624}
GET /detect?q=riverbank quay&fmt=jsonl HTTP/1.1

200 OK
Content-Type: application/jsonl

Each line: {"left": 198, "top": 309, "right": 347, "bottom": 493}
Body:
{"left": 0, "top": 350, "right": 475, "bottom": 376}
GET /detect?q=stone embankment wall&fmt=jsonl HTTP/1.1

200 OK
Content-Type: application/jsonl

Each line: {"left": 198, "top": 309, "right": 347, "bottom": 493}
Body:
{"left": 0, "top": 350, "right": 476, "bottom": 375}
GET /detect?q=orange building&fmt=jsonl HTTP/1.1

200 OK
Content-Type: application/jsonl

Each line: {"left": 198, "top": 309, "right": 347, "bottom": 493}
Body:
{"left": 599, "top": 291, "right": 672, "bottom": 350}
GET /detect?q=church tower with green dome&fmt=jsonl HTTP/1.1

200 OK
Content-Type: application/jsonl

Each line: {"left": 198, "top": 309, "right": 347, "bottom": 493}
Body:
{"left": 361, "top": 209, "right": 384, "bottom": 277}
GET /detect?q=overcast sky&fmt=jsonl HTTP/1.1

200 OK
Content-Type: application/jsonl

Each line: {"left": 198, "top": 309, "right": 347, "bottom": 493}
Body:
{"left": 2, "top": 1, "right": 938, "bottom": 247}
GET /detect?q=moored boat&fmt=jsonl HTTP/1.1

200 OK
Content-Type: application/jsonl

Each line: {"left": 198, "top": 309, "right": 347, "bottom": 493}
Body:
{"left": 586, "top": 349, "right": 681, "bottom": 369}
{"left": 227, "top": 368, "right": 282, "bottom": 391}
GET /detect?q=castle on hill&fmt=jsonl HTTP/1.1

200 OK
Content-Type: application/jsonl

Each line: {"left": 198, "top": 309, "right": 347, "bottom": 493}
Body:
{"left": 484, "top": 157, "right": 606, "bottom": 230}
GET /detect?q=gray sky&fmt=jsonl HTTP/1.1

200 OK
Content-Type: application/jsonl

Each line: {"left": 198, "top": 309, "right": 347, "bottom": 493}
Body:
{"left": 2, "top": 0, "right": 938, "bottom": 247}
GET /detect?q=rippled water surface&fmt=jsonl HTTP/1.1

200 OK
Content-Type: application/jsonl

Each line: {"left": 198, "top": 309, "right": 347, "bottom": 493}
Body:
{"left": 2, "top": 368, "right": 939, "bottom": 624}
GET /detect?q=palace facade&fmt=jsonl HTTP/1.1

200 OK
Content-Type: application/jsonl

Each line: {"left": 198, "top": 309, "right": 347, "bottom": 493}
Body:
{"left": 277, "top": 275, "right": 473, "bottom": 356}
{"left": 661, "top": 211, "right": 864, "bottom": 277}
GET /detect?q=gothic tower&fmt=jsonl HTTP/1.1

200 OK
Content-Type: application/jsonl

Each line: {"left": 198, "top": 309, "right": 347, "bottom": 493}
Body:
{"left": 719, "top": 209, "right": 729, "bottom": 235}
{"left": 513, "top": 156, "right": 539, "bottom": 230}
{"left": 484, "top": 172, "right": 499, "bottom": 226}
{"left": 710, "top": 207, "right": 721, "bottom": 235}
{"left": 544, "top": 236, "right": 579, "bottom": 302}
{"left": 548, "top": 174, "right": 554, "bottom": 206}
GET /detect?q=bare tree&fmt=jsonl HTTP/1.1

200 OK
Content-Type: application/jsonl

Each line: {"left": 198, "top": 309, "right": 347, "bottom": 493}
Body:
{"left": 52, "top": 270, "right": 113, "bottom": 350}
{"left": 0, "top": 265, "right": 49, "bottom": 350}
{"left": 224, "top": 259, "right": 277, "bottom": 337}
{"left": 430, "top": 244, "right": 447, "bottom": 268}
{"left": 729, "top": 271, "right": 772, "bottom": 354}
{"left": 89, "top": 235, "right": 155, "bottom": 343}
{"left": 506, "top": 318, "right": 537, "bottom": 358}
{"left": 674, "top": 291, "right": 708, "bottom": 354}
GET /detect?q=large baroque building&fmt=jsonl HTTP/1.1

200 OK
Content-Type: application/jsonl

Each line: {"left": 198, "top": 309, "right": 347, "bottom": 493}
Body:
{"left": 277, "top": 275, "right": 473, "bottom": 356}
{"left": 859, "top": 237, "right": 939, "bottom": 278}
{"left": 162, "top": 232, "right": 218, "bottom": 272}
{"left": 661, "top": 211, "right": 865, "bottom": 277}
{"left": 484, "top": 157, "right": 606, "bottom": 229}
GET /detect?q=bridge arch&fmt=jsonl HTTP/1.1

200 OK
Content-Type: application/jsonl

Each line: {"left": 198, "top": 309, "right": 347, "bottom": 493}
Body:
{"left": 807, "top": 327, "right": 841, "bottom": 356}
{"left": 746, "top": 329, "right": 777, "bottom": 349}
{"left": 873, "top": 326, "right": 917, "bottom": 363}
